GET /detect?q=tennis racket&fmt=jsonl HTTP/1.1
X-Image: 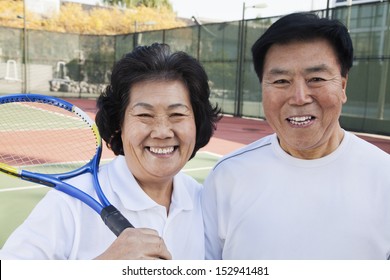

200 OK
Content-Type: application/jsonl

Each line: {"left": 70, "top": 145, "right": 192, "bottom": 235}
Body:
{"left": 0, "top": 93, "right": 133, "bottom": 236}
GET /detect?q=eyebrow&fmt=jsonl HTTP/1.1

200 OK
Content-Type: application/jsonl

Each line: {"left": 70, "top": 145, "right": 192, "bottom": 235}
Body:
{"left": 266, "top": 64, "right": 332, "bottom": 76}
{"left": 267, "top": 68, "right": 291, "bottom": 76}
{"left": 131, "top": 102, "right": 191, "bottom": 110}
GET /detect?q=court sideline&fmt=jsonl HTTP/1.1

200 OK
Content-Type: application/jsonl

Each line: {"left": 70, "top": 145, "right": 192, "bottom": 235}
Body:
{"left": 69, "top": 98, "right": 390, "bottom": 156}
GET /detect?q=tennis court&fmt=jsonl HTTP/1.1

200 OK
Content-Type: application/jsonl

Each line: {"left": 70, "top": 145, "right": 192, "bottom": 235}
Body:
{"left": 1, "top": 97, "right": 390, "bottom": 248}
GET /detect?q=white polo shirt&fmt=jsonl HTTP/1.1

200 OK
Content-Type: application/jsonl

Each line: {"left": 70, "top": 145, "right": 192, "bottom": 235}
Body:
{"left": 0, "top": 156, "right": 204, "bottom": 259}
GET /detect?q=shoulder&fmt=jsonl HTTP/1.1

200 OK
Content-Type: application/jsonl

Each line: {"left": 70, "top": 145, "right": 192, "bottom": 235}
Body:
{"left": 342, "top": 132, "right": 390, "bottom": 175}
{"left": 212, "top": 134, "right": 275, "bottom": 171}
{"left": 173, "top": 172, "right": 203, "bottom": 211}
{"left": 348, "top": 132, "right": 390, "bottom": 160}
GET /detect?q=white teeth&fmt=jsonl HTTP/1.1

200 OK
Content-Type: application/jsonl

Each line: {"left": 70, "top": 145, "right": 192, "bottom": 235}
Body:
{"left": 288, "top": 116, "right": 313, "bottom": 126}
{"left": 149, "top": 147, "right": 175, "bottom": 154}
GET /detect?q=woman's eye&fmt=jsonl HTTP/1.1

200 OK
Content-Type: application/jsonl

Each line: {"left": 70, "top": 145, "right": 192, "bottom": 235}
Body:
{"left": 137, "top": 113, "right": 153, "bottom": 118}
{"left": 170, "top": 113, "right": 185, "bottom": 117}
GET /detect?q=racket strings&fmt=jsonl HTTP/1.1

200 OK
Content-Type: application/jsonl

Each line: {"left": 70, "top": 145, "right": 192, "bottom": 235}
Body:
{"left": 0, "top": 101, "right": 99, "bottom": 174}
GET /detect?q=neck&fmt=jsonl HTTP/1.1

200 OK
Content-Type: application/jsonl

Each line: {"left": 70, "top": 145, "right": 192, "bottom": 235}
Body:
{"left": 281, "top": 128, "right": 345, "bottom": 159}
{"left": 137, "top": 178, "right": 173, "bottom": 213}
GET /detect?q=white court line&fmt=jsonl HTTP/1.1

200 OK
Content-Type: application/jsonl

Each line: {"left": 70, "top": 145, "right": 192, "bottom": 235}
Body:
{"left": 182, "top": 151, "right": 221, "bottom": 172}
{"left": 199, "top": 151, "right": 223, "bottom": 158}
{"left": 0, "top": 166, "right": 215, "bottom": 192}
{"left": 0, "top": 185, "right": 46, "bottom": 192}
{"left": 0, "top": 155, "right": 219, "bottom": 193}
{"left": 353, "top": 131, "right": 390, "bottom": 140}
{"left": 182, "top": 166, "right": 214, "bottom": 172}
{"left": 19, "top": 102, "right": 80, "bottom": 121}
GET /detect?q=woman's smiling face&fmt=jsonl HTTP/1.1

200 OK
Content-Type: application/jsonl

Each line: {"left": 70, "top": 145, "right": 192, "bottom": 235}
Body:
{"left": 121, "top": 79, "right": 196, "bottom": 185}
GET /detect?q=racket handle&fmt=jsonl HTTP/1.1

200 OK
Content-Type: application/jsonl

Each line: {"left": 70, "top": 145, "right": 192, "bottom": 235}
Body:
{"left": 101, "top": 205, "right": 134, "bottom": 236}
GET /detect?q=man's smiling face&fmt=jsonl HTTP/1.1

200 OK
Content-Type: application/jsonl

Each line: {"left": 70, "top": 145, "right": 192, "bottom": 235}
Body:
{"left": 261, "top": 39, "right": 348, "bottom": 159}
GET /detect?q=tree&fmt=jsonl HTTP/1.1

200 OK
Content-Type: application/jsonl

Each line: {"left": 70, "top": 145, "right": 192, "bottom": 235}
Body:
{"left": 138, "top": 0, "right": 172, "bottom": 9}
{"left": 0, "top": 1, "right": 185, "bottom": 35}
{"left": 102, "top": 0, "right": 172, "bottom": 9}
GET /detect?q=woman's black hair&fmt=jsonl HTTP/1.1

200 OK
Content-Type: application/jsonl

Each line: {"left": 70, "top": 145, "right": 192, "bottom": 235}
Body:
{"left": 95, "top": 43, "right": 221, "bottom": 159}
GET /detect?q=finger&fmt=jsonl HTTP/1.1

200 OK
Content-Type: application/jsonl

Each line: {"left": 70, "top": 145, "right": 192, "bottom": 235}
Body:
{"left": 120, "top": 227, "right": 157, "bottom": 235}
{"left": 151, "top": 236, "right": 172, "bottom": 260}
{"left": 117, "top": 228, "right": 172, "bottom": 259}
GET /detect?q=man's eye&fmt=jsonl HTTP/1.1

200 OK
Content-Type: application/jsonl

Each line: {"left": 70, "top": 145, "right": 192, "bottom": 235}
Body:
{"left": 308, "top": 77, "right": 326, "bottom": 82}
{"left": 273, "top": 79, "right": 289, "bottom": 84}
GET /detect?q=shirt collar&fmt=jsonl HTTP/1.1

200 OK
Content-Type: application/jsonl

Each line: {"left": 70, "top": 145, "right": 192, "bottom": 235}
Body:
{"left": 107, "top": 156, "right": 194, "bottom": 212}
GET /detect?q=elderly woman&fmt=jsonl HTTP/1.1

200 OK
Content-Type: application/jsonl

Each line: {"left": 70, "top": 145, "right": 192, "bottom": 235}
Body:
{"left": 0, "top": 43, "right": 221, "bottom": 260}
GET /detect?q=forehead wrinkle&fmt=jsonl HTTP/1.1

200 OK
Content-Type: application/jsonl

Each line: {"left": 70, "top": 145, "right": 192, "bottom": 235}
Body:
{"left": 266, "top": 63, "right": 333, "bottom": 77}
{"left": 267, "top": 68, "right": 292, "bottom": 76}
{"left": 304, "top": 63, "right": 332, "bottom": 74}
{"left": 131, "top": 102, "right": 153, "bottom": 110}
{"left": 168, "top": 103, "right": 191, "bottom": 110}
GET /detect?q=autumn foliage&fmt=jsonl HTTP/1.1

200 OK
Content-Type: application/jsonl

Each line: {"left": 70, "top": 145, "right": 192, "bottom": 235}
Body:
{"left": 0, "top": 0, "right": 186, "bottom": 35}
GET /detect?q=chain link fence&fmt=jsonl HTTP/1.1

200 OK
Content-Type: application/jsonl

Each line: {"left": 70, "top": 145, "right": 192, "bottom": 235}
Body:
{"left": 0, "top": 1, "right": 389, "bottom": 135}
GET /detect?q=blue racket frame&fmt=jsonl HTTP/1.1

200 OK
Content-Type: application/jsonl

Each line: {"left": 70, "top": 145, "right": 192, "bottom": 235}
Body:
{"left": 0, "top": 93, "right": 133, "bottom": 236}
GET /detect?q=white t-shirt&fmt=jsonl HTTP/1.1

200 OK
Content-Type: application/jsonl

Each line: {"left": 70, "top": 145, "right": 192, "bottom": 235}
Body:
{"left": 0, "top": 156, "right": 204, "bottom": 259}
{"left": 202, "top": 131, "right": 390, "bottom": 260}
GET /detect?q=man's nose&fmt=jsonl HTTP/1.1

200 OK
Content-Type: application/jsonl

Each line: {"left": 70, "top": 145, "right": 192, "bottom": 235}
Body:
{"left": 288, "top": 80, "right": 313, "bottom": 105}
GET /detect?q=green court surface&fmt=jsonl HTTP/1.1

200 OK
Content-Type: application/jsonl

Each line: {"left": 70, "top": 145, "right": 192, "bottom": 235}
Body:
{"left": 0, "top": 151, "right": 220, "bottom": 248}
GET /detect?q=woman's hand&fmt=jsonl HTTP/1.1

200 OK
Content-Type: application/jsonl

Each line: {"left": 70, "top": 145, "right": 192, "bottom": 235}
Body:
{"left": 94, "top": 228, "right": 172, "bottom": 260}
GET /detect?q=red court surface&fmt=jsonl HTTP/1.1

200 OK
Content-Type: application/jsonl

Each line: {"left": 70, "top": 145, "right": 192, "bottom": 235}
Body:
{"left": 68, "top": 98, "right": 390, "bottom": 156}
{"left": 202, "top": 115, "right": 390, "bottom": 156}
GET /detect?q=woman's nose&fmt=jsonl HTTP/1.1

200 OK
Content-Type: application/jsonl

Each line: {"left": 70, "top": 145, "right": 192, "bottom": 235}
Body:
{"left": 150, "top": 116, "right": 174, "bottom": 139}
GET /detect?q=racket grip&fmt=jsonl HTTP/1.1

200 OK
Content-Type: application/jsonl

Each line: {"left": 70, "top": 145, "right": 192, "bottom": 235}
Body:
{"left": 101, "top": 205, "right": 134, "bottom": 237}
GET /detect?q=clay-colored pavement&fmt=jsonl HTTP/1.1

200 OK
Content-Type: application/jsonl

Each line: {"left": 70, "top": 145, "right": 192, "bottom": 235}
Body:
{"left": 202, "top": 115, "right": 390, "bottom": 156}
